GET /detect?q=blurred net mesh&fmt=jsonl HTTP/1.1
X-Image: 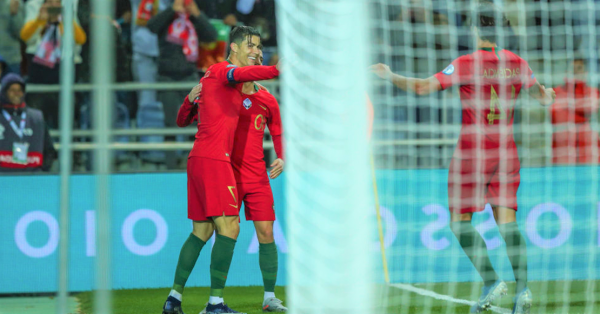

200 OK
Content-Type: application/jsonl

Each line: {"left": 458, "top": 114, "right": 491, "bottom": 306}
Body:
{"left": 368, "top": 0, "right": 599, "bottom": 313}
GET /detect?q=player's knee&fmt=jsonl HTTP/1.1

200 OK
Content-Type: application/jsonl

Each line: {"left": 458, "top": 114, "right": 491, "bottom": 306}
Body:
{"left": 256, "top": 226, "right": 274, "bottom": 243}
{"left": 192, "top": 221, "right": 215, "bottom": 242}
{"left": 449, "top": 221, "right": 467, "bottom": 238}
{"left": 217, "top": 219, "right": 240, "bottom": 239}
{"left": 192, "top": 228, "right": 213, "bottom": 242}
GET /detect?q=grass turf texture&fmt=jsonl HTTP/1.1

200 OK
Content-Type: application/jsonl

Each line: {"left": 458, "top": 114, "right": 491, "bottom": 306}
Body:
{"left": 77, "top": 281, "right": 599, "bottom": 313}
{"left": 385, "top": 280, "right": 600, "bottom": 313}
{"left": 77, "top": 286, "right": 286, "bottom": 314}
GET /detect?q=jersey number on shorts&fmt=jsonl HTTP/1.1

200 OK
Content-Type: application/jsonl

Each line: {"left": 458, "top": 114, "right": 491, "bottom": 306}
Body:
{"left": 227, "top": 186, "right": 238, "bottom": 208}
{"left": 487, "top": 85, "right": 516, "bottom": 124}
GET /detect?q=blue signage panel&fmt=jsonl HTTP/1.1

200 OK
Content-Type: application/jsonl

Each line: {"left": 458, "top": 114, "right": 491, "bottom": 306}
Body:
{"left": 0, "top": 167, "right": 598, "bottom": 293}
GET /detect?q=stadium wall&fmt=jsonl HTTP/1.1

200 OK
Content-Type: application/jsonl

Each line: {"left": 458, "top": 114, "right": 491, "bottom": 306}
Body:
{"left": 1, "top": 167, "right": 598, "bottom": 293}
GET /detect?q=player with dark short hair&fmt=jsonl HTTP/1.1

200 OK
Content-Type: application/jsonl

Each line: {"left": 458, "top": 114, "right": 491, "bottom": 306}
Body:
{"left": 162, "top": 25, "right": 280, "bottom": 314}
{"left": 181, "top": 47, "right": 287, "bottom": 314}
{"left": 371, "top": 2, "right": 555, "bottom": 314}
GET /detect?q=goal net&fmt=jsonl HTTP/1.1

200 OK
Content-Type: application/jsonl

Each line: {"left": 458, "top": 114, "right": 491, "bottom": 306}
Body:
{"left": 368, "top": 0, "right": 599, "bottom": 313}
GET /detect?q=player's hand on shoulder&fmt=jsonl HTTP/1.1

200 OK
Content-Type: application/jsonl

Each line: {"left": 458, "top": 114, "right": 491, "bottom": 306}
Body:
{"left": 370, "top": 63, "right": 391, "bottom": 80}
{"left": 188, "top": 83, "right": 202, "bottom": 103}
{"left": 269, "top": 158, "right": 284, "bottom": 179}
{"left": 256, "top": 83, "right": 269, "bottom": 92}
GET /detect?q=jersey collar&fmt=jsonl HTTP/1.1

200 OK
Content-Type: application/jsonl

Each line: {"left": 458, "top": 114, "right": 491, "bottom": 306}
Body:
{"left": 480, "top": 46, "right": 501, "bottom": 60}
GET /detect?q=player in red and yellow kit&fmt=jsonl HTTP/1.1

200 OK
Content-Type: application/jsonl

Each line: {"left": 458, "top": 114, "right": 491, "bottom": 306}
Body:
{"left": 178, "top": 50, "right": 287, "bottom": 312}
{"left": 177, "top": 51, "right": 287, "bottom": 312}
{"left": 163, "top": 26, "right": 280, "bottom": 314}
{"left": 233, "top": 51, "right": 286, "bottom": 312}
{"left": 371, "top": 3, "right": 554, "bottom": 314}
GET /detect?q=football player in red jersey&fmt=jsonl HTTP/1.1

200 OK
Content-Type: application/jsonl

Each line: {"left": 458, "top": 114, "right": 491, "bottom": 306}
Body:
{"left": 371, "top": 3, "right": 554, "bottom": 314}
{"left": 233, "top": 50, "right": 286, "bottom": 312}
{"left": 163, "top": 26, "right": 280, "bottom": 314}
{"left": 178, "top": 49, "right": 287, "bottom": 313}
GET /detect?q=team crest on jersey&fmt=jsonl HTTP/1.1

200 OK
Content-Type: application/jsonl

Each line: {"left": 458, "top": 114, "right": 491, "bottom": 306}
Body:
{"left": 442, "top": 64, "right": 455, "bottom": 75}
{"left": 243, "top": 98, "right": 252, "bottom": 109}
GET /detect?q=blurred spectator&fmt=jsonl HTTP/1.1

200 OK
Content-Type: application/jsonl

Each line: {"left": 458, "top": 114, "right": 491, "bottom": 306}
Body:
{"left": 114, "top": 0, "right": 135, "bottom": 117}
{"left": 23, "top": 0, "right": 85, "bottom": 74}
{"left": 147, "top": 0, "right": 216, "bottom": 169}
{"left": 21, "top": 0, "right": 87, "bottom": 129}
{"left": 237, "top": 0, "right": 276, "bottom": 45}
{"left": 551, "top": 58, "right": 600, "bottom": 164}
{"left": 131, "top": 0, "right": 161, "bottom": 107}
{"left": 194, "top": 0, "right": 238, "bottom": 74}
{"left": 196, "top": 19, "right": 229, "bottom": 74}
{"left": 77, "top": 0, "right": 134, "bottom": 113}
{"left": 0, "top": 73, "right": 56, "bottom": 172}
{"left": 0, "top": 54, "right": 8, "bottom": 80}
{"left": 236, "top": 0, "right": 277, "bottom": 64}
{"left": 0, "top": 0, "right": 25, "bottom": 75}
{"left": 130, "top": 0, "right": 165, "bottom": 166}
{"left": 197, "top": 0, "right": 238, "bottom": 26}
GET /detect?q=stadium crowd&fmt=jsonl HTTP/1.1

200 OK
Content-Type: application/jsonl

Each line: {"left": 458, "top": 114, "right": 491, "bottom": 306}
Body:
{"left": 0, "top": 0, "right": 277, "bottom": 171}
{"left": 0, "top": 0, "right": 599, "bottom": 172}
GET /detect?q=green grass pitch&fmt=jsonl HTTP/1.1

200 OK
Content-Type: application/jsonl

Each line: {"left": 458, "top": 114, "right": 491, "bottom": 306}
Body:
{"left": 76, "top": 280, "right": 599, "bottom": 313}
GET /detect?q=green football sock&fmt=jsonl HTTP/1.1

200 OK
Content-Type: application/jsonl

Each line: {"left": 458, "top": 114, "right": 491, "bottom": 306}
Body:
{"left": 210, "top": 234, "right": 237, "bottom": 297}
{"left": 450, "top": 221, "right": 499, "bottom": 286}
{"left": 259, "top": 242, "right": 278, "bottom": 293}
{"left": 498, "top": 222, "right": 528, "bottom": 293}
{"left": 172, "top": 233, "right": 206, "bottom": 294}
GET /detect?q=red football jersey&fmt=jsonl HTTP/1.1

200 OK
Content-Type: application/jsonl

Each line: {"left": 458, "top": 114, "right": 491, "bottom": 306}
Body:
{"left": 231, "top": 87, "right": 283, "bottom": 183}
{"left": 434, "top": 47, "right": 536, "bottom": 157}
{"left": 187, "top": 61, "right": 279, "bottom": 162}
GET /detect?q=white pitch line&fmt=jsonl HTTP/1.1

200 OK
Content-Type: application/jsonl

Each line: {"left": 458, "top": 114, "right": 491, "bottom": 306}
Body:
{"left": 390, "top": 283, "right": 512, "bottom": 314}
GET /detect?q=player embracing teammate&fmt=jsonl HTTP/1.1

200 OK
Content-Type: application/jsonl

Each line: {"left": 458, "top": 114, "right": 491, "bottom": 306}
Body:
{"left": 372, "top": 2, "right": 555, "bottom": 314}
{"left": 162, "top": 26, "right": 282, "bottom": 314}
{"left": 177, "top": 48, "right": 287, "bottom": 313}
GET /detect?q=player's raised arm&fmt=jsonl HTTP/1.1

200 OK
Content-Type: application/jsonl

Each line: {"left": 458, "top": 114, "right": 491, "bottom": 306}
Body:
{"left": 518, "top": 59, "right": 555, "bottom": 106}
{"left": 371, "top": 63, "right": 441, "bottom": 96}
{"left": 223, "top": 63, "right": 280, "bottom": 85}
{"left": 527, "top": 81, "right": 556, "bottom": 106}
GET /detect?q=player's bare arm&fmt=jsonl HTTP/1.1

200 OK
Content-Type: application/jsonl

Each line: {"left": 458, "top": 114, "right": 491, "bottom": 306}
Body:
{"left": 370, "top": 63, "right": 441, "bottom": 96}
{"left": 527, "top": 80, "right": 556, "bottom": 106}
{"left": 269, "top": 158, "right": 284, "bottom": 179}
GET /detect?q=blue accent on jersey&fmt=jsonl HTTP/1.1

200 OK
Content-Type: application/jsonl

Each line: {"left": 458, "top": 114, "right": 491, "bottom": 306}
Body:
{"left": 442, "top": 64, "right": 455, "bottom": 75}
{"left": 227, "top": 68, "right": 239, "bottom": 84}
